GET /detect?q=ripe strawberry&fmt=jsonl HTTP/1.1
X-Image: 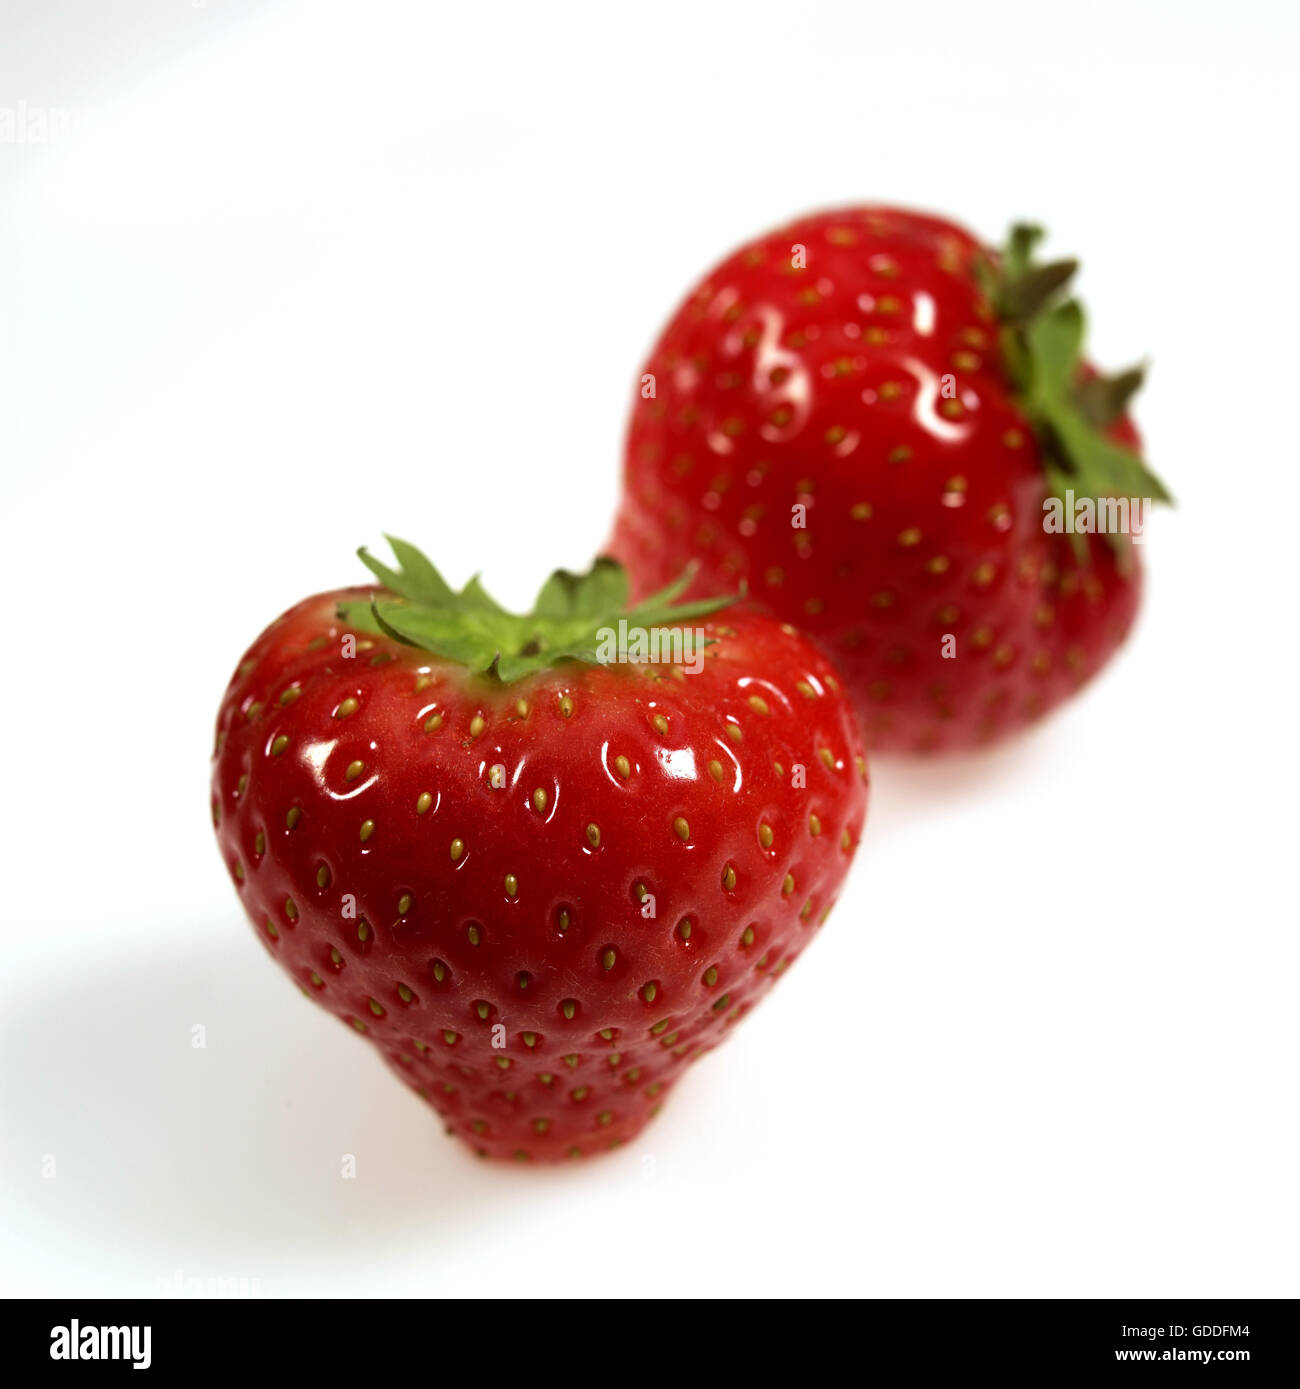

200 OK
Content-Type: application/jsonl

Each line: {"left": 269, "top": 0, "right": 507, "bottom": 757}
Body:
{"left": 211, "top": 541, "right": 868, "bottom": 1162}
{"left": 608, "top": 209, "right": 1171, "bottom": 752}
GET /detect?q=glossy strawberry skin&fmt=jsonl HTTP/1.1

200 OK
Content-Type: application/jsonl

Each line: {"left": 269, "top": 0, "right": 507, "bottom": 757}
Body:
{"left": 212, "top": 589, "right": 868, "bottom": 1161}
{"left": 609, "top": 206, "right": 1144, "bottom": 752}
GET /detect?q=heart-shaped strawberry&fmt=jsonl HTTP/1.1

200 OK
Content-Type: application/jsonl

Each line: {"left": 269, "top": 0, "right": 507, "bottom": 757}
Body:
{"left": 212, "top": 541, "right": 868, "bottom": 1160}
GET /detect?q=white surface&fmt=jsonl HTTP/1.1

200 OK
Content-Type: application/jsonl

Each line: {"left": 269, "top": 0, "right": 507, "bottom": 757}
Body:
{"left": 1, "top": 0, "right": 1296, "bottom": 1298}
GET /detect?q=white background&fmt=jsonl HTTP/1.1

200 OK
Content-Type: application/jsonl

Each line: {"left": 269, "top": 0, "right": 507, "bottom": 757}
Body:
{"left": 2, "top": 0, "right": 1296, "bottom": 1298}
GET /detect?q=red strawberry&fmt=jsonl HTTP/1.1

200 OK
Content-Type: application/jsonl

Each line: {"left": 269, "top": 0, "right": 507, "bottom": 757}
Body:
{"left": 608, "top": 209, "right": 1171, "bottom": 752}
{"left": 211, "top": 542, "right": 868, "bottom": 1162}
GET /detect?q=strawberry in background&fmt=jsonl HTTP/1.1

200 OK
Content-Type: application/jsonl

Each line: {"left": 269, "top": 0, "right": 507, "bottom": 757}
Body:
{"left": 608, "top": 209, "right": 1171, "bottom": 752}
{"left": 212, "top": 542, "right": 868, "bottom": 1161}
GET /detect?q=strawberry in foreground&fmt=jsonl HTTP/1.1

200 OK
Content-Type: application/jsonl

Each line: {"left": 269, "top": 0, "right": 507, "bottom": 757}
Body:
{"left": 211, "top": 540, "right": 868, "bottom": 1161}
{"left": 608, "top": 208, "right": 1172, "bottom": 752}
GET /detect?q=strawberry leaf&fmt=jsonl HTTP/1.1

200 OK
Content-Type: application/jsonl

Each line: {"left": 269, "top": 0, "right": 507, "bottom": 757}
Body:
{"left": 534, "top": 558, "right": 629, "bottom": 620}
{"left": 336, "top": 539, "right": 735, "bottom": 684}
{"left": 381, "top": 534, "right": 455, "bottom": 603}
{"left": 987, "top": 222, "right": 1174, "bottom": 549}
{"left": 1004, "top": 223, "right": 1045, "bottom": 277}
{"left": 998, "top": 258, "right": 1079, "bottom": 323}
{"left": 1075, "top": 364, "right": 1146, "bottom": 429}
{"left": 1023, "top": 299, "right": 1086, "bottom": 397}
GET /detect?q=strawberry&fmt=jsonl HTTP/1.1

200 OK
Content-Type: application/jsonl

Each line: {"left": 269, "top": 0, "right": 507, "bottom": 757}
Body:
{"left": 608, "top": 209, "right": 1171, "bottom": 752}
{"left": 211, "top": 541, "right": 868, "bottom": 1162}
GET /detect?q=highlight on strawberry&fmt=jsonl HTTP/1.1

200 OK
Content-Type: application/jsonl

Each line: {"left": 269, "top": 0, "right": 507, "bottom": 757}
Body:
{"left": 212, "top": 540, "right": 868, "bottom": 1161}
{"left": 608, "top": 208, "right": 1172, "bottom": 753}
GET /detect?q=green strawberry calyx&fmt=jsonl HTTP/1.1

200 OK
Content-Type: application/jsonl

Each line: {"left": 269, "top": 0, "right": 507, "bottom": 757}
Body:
{"left": 336, "top": 537, "right": 735, "bottom": 683}
{"left": 977, "top": 224, "right": 1174, "bottom": 546}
